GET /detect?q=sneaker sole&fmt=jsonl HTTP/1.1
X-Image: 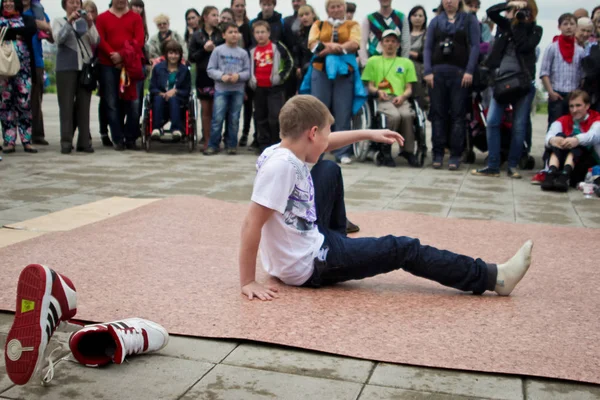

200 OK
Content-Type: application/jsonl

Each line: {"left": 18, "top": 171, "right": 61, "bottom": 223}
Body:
{"left": 5, "top": 265, "right": 53, "bottom": 385}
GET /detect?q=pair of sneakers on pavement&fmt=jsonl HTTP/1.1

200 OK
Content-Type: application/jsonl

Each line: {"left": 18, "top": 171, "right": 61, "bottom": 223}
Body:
{"left": 4, "top": 264, "right": 169, "bottom": 386}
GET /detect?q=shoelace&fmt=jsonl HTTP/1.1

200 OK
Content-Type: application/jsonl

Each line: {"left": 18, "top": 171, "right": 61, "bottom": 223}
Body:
{"left": 116, "top": 328, "right": 145, "bottom": 357}
{"left": 40, "top": 321, "right": 84, "bottom": 385}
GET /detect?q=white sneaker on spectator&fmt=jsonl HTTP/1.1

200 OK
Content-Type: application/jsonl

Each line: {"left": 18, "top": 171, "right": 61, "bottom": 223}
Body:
{"left": 172, "top": 130, "right": 182, "bottom": 139}
{"left": 151, "top": 129, "right": 160, "bottom": 138}
{"left": 340, "top": 156, "right": 353, "bottom": 165}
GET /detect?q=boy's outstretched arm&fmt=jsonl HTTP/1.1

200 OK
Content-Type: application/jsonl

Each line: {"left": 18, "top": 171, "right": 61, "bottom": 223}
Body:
{"left": 325, "top": 129, "right": 404, "bottom": 153}
{"left": 239, "top": 202, "right": 279, "bottom": 301}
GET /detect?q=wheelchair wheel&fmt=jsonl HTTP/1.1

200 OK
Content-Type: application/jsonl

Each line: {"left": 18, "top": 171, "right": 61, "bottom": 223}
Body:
{"left": 519, "top": 154, "right": 535, "bottom": 170}
{"left": 352, "top": 102, "right": 372, "bottom": 162}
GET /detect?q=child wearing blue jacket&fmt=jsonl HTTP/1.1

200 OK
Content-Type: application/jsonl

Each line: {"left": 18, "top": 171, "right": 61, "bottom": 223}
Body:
{"left": 149, "top": 41, "right": 192, "bottom": 139}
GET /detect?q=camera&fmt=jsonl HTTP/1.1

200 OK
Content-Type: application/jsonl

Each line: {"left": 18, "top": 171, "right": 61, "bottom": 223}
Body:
{"left": 440, "top": 37, "right": 454, "bottom": 56}
{"left": 78, "top": 9, "right": 87, "bottom": 17}
{"left": 515, "top": 8, "right": 531, "bottom": 21}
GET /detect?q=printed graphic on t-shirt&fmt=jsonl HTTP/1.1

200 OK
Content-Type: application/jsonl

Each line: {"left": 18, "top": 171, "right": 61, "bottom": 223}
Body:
{"left": 255, "top": 47, "right": 274, "bottom": 67}
{"left": 256, "top": 147, "right": 316, "bottom": 233}
{"left": 220, "top": 54, "right": 245, "bottom": 75}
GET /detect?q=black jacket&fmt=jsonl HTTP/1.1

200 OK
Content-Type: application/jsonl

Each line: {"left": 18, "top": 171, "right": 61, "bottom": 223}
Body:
{"left": 251, "top": 11, "right": 284, "bottom": 45}
{"left": 484, "top": 3, "right": 542, "bottom": 78}
{"left": 237, "top": 22, "right": 252, "bottom": 50}
{"left": 282, "top": 12, "right": 300, "bottom": 50}
{"left": 4, "top": 14, "right": 37, "bottom": 82}
{"left": 293, "top": 25, "right": 312, "bottom": 73}
{"left": 188, "top": 28, "right": 224, "bottom": 83}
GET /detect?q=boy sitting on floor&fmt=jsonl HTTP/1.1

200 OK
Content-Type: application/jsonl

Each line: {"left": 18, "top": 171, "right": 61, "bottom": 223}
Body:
{"left": 149, "top": 41, "right": 192, "bottom": 140}
{"left": 239, "top": 95, "right": 533, "bottom": 301}
{"left": 542, "top": 90, "right": 600, "bottom": 192}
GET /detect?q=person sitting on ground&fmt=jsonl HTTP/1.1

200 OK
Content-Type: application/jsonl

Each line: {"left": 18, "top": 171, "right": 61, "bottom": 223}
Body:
{"left": 542, "top": 90, "right": 600, "bottom": 192}
{"left": 149, "top": 41, "right": 191, "bottom": 140}
{"left": 249, "top": 20, "right": 293, "bottom": 152}
{"left": 238, "top": 94, "right": 533, "bottom": 301}
{"left": 148, "top": 13, "right": 188, "bottom": 63}
{"left": 361, "top": 30, "right": 419, "bottom": 167}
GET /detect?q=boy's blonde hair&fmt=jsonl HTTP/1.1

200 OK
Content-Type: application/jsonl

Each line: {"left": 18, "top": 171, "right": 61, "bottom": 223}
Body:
{"left": 279, "top": 95, "right": 334, "bottom": 139}
{"left": 154, "top": 14, "right": 170, "bottom": 25}
{"left": 82, "top": 0, "right": 98, "bottom": 14}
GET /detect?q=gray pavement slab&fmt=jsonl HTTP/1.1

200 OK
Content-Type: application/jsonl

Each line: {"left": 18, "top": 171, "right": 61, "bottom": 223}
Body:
{"left": 358, "top": 385, "right": 483, "bottom": 399}
{"left": 1, "top": 355, "right": 213, "bottom": 400}
{"left": 157, "top": 335, "right": 238, "bottom": 364}
{"left": 180, "top": 364, "right": 363, "bottom": 400}
{"left": 369, "top": 364, "right": 523, "bottom": 400}
{"left": 222, "top": 343, "right": 375, "bottom": 383}
{"left": 524, "top": 379, "right": 600, "bottom": 400}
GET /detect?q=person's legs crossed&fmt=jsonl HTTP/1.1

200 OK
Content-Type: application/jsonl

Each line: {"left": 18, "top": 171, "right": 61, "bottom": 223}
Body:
{"left": 310, "top": 160, "right": 347, "bottom": 236}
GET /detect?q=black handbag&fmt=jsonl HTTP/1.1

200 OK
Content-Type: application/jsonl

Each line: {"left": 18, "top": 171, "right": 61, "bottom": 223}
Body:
{"left": 492, "top": 49, "right": 531, "bottom": 104}
{"left": 75, "top": 34, "right": 97, "bottom": 91}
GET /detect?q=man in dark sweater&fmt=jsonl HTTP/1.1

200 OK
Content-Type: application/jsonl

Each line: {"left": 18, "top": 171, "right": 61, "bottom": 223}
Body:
{"left": 96, "top": 0, "right": 145, "bottom": 151}
{"left": 251, "top": 0, "right": 285, "bottom": 45}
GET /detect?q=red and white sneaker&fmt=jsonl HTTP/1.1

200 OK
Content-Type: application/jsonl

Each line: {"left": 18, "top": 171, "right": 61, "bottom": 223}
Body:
{"left": 4, "top": 264, "right": 77, "bottom": 385}
{"left": 69, "top": 318, "right": 169, "bottom": 366}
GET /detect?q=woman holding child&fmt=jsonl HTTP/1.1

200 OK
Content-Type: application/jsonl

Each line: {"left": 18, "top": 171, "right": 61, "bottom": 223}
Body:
{"left": 189, "top": 6, "right": 224, "bottom": 151}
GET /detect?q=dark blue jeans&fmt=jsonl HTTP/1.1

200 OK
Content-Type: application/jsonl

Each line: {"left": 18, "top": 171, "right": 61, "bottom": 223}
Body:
{"left": 209, "top": 90, "right": 244, "bottom": 150}
{"left": 304, "top": 160, "right": 497, "bottom": 294}
{"left": 429, "top": 69, "right": 469, "bottom": 158}
{"left": 486, "top": 85, "right": 536, "bottom": 170}
{"left": 547, "top": 91, "right": 569, "bottom": 128}
{"left": 310, "top": 69, "right": 354, "bottom": 160}
{"left": 152, "top": 95, "right": 183, "bottom": 132}
{"left": 99, "top": 65, "right": 139, "bottom": 145}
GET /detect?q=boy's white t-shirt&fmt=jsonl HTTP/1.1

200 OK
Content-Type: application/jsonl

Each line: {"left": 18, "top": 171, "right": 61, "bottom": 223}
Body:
{"left": 251, "top": 145, "right": 324, "bottom": 286}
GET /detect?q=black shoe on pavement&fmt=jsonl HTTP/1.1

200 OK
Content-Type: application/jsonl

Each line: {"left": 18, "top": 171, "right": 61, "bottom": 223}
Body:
{"left": 114, "top": 143, "right": 125, "bottom": 151}
{"left": 541, "top": 171, "right": 557, "bottom": 191}
{"left": 125, "top": 142, "right": 140, "bottom": 151}
{"left": 238, "top": 134, "right": 248, "bottom": 147}
{"left": 32, "top": 138, "right": 49, "bottom": 145}
{"left": 76, "top": 146, "right": 95, "bottom": 153}
{"left": 346, "top": 219, "right": 360, "bottom": 234}
{"left": 553, "top": 172, "right": 569, "bottom": 192}
{"left": 101, "top": 135, "right": 113, "bottom": 147}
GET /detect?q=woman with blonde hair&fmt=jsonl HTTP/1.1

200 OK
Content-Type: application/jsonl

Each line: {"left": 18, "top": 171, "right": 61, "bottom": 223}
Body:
{"left": 148, "top": 13, "right": 187, "bottom": 62}
{"left": 301, "top": 0, "right": 363, "bottom": 164}
{"left": 471, "top": 0, "right": 542, "bottom": 178}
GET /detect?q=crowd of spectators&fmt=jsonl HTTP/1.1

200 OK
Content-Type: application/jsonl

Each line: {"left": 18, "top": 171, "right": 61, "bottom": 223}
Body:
{"left": 0, "top": 0, "right": 598, "bottom": 192}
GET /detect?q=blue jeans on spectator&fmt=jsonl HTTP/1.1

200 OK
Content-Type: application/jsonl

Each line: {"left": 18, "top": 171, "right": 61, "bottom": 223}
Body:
{"left": 486, "top": 85, "right": 536, "bottom": 170}
{"left": 304, "top": 160, "right": 497, "bottom": 294}
{"left": 547, "top": 91, "right": 569, "bottom": 128}
{"left": 208, "top": 90, "right": 244, "bottom": 150}
{"left": 99, "top": 65, "right": 139, "bottom": 145}
{"left": 152, "top": 95, "right": 183, "bottom": 132}
{"left": 429, "top": 68, "right": 468, "bottom": 159}
{"left": 310, "top": 69, "right": 353, "bottom": 161}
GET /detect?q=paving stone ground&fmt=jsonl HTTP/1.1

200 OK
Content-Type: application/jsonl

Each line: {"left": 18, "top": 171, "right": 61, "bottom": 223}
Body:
{"left": 0, "top": 96, "right": 599, "bottom": 399}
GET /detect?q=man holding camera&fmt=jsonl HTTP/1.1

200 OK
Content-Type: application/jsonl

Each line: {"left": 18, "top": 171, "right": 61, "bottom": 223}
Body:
{"left": 95, "top": 0, "right": 145, "bottom": 151}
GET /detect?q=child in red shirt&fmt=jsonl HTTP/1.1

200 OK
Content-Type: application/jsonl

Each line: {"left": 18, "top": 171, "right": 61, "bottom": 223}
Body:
{"left": 249, "top": 21, "right": 293, "bottom": 152}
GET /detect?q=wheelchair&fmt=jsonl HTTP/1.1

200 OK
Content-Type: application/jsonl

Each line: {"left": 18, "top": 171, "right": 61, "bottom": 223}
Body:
{"left": 140, "top": 91, "right": 199, "bottom": 153}
{"left": 352, "top": 94, "right": 428, "bottom": 167}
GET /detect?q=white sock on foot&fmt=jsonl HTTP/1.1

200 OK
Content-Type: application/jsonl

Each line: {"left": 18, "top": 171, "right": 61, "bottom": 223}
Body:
{"left": 495, "top": 240, "right": 533, "bottom": 296}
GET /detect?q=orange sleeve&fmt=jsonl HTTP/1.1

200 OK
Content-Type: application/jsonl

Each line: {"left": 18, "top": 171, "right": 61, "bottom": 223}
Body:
{"left": 307, "top": 21, "right": 320, "bottom": 50}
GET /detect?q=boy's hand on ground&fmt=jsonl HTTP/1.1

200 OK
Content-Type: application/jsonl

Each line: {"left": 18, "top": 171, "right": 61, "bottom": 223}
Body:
{"left": 370, "top": 129, "right": 404, "bottom": 147}
{"left": 242, "top": 281, "right": 279, "bottom": 301}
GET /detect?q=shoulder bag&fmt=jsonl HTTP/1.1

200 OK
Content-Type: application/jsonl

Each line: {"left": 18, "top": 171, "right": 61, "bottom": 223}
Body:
{"left": 75, "top": 33, "right": 98, "bottom": 91}
{"left": 0, "top": 26, "right": 21, "bottom": 78}
{"left": 492, "top": 42, "right": 531, "bottom": 104}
